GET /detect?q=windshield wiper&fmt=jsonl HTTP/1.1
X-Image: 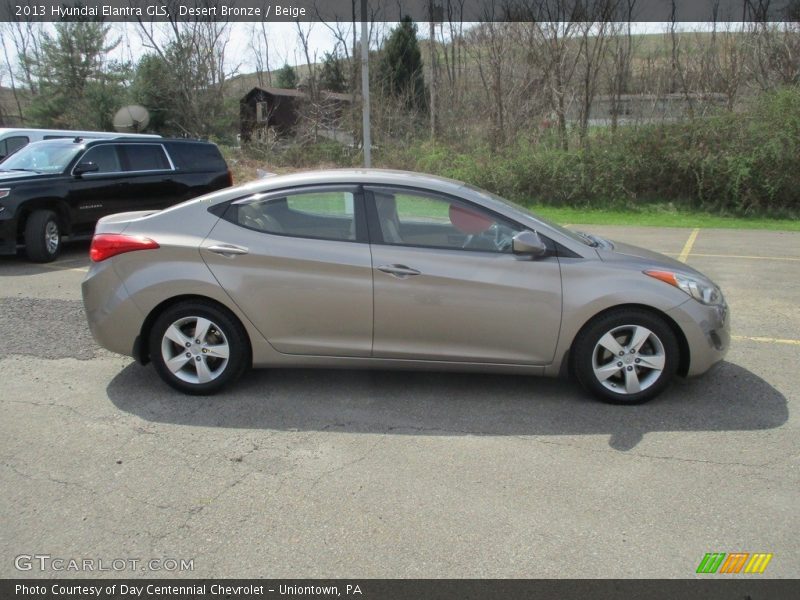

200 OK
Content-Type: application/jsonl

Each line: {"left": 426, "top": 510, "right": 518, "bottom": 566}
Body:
{"left": 575, "top": 231, "right": 599, "bottom": 247}
{"left": 3, "top": 168, "right": 43, "bottom": 173}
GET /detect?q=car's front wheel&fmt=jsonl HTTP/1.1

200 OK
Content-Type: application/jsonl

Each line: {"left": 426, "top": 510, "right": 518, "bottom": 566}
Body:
{"left": 572, "top": 308, "right": 679, "bottom": 404}
{"left": 149, "top": 300, "right": 250, "bottom": 395}
{"left": 24, "top": 210, "right": 61, "bottom": 262}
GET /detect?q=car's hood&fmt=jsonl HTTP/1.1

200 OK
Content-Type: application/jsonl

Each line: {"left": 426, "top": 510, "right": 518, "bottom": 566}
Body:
{"left": 597, "top": 239, "right": 708, "bottom": 279}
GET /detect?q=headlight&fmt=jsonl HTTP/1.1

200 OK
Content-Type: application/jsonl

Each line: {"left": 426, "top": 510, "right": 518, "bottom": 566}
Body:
{"left": 644, "top": 270, "right": 723, "bottom": 305}
{"left": 0, "top": 188, "right": 9, "bottom": 199}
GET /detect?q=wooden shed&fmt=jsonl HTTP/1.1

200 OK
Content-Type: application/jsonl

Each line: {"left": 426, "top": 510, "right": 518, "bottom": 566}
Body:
{"left": 240, "top": 86, "right": 353, "bottom": 143}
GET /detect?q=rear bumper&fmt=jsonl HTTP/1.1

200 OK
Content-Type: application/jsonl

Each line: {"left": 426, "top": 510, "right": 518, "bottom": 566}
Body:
{"left": 667, "top": 298, "right": 730, "bottom": 376}
{"left": 81, "top": 260, "right": 145, "bottom": 357}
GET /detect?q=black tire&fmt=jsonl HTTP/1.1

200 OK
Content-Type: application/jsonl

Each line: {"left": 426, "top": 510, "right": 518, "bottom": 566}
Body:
{"left": 572, "top": 308, "right": 679, "bottom": 405}
{"left": 24, "top": 210, "right": 61, "bottom": 263}
{"left": 149, "top": 300, "right": 250, "bottom": 395}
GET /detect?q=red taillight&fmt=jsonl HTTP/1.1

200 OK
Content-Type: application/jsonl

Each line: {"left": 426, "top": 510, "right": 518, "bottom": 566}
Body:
{"left": 90, "top": 234, "right": 159, "bottom": 262}
{"left": 226, "top": 169, "right": 234, "bottom": 187}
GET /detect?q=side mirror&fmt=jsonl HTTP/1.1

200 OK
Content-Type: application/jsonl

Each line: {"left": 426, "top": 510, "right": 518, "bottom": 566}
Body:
{"left": 512, "top": 230, "right": 547, "bottom": 258}
{"left": 73, "top": 161, "right": 99, "bottom": 176}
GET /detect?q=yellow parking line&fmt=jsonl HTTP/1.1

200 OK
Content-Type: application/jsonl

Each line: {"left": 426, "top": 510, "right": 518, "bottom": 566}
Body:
{"left": 660, "top": 251, "right": 800, "bottom": 262}
{"left": 732, "top": 335, "right": 800, "bottom": 346}
{"left": 678, "top": 228, "right": 700, "bottom": 263}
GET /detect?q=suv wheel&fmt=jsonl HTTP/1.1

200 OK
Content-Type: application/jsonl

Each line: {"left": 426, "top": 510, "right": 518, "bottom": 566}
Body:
{"left": 149, "top": 300, "right": 250, "bottom": 395}
{"left": 572, "top": 309, "right": 679, "bottom": 404}
{"left": 24, "top": 210, "right": 62, "bottom": 263}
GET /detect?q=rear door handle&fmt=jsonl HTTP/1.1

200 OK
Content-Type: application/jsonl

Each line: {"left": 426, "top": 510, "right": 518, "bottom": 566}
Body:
{"left": 377, "top": 264, "right": 421, "bottom": 278}
{"left": 207, "top": 244, "right": 249, "bottom": 257}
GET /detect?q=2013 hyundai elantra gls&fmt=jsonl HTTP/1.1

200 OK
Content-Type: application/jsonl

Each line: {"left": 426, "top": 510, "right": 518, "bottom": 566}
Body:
{"left": 82, "top": 169, "right": 729, "bottom": 403}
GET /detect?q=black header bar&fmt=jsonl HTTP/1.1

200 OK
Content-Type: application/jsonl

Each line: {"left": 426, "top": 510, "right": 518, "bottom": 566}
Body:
{"left": 0, "top": 0, "right": 796, "bottom": 23}
{"left": 3, "top": 579, "right": 800, "bottom": 600}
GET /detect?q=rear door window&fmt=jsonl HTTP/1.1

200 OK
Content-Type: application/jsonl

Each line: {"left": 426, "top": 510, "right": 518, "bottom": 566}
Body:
{"left": 231, "top": 190, "right": 358, "bottom": 242}
{"left": 79, "top": 146, "right": 122, "bottom": 173}
{"left": 119, "top": 144, "right": 172, "bottom": 172}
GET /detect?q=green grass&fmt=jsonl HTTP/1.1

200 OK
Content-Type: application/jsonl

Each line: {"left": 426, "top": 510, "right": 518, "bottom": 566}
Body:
{"left": 528, "top": 205, "right": 800, "bottom": 231}
{"left": 270, "top": 189, "right": 799, "bottom": 232}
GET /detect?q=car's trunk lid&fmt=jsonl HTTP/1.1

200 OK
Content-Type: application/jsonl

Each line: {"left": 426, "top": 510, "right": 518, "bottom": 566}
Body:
{"left": 94, "top": 210, "right": 161, "bottom": 234}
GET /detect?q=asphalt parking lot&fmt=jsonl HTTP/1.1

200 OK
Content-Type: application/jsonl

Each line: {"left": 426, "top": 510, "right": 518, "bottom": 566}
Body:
{"left": 1, "top": 225, "right": 797, "bottom": 578}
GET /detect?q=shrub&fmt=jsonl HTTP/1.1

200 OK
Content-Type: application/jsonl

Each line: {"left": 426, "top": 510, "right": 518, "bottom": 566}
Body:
{"left": 376, "top": 87, "right": 800, "bottom": 216}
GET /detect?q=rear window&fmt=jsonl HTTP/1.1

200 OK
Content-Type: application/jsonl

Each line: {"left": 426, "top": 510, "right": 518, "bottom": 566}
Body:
{"left": 164, "top": 142, "right": 226, "bottom": 171}
{"left": 0, "top": 135, "right": 29, "bottom": 159}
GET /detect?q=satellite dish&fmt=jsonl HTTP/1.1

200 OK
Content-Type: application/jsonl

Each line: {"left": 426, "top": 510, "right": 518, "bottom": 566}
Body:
{"left": 113, "top": 105, "right": 150, "bottom": 133}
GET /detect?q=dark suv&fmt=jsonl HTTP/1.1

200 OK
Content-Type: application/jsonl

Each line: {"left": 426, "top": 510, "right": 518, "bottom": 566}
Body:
{"left": 0, "top": 137, "right": 232, "bottom": 262}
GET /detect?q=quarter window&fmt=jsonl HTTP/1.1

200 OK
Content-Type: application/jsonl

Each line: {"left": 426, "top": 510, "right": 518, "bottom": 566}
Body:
{"left": 369, "top": 189, "right": 522, "bottom": 253}
{"left": 233, "top": 191, "right": 356, "bottom": 242}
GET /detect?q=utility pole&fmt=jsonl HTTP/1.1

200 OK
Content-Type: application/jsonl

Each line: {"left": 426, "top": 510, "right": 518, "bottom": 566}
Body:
{"left": 428, "top": 2, "right": 442, "bottom": 140}
{"left": 360, "top": 0, "right": 371, "bottom": 167}
{"left": 429, "top": 3, "right": 439, "bottom": 140}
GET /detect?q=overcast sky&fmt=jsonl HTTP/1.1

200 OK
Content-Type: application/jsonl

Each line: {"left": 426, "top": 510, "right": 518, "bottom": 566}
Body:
{"left": 2, "top": 21, "right": 715, "bottom": 87}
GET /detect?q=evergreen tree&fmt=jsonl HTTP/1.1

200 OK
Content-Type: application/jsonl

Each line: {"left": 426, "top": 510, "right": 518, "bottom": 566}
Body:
{"left": 319, "top": 52, "right": 347, "bottom": 93}
{"left": 274, "top": 63, "right": 298, "bottom": 89}
{"left": 377, "top": 16, "right": 426, "bottom": 111}
{"left": 131, "top": 54, "right": 173, "bottom": 132}
{"left": 28, "top": 22, "right": 128, "bottom": 129}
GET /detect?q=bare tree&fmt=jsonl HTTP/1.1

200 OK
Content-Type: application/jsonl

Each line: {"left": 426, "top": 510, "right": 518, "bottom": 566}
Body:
{"left": 135, "top": 5, "right": 236, "bottom": 136}
{"left": 607, "top": 2, "right": 636, "bottom": 131}
{"left": 471, "top": 19, "right": 510, "bottom": 149}
{"left": 669, "top": 1, "right": 696, "bottom": 118}
{"left": 249, "top": 22, "right": 273, "bottom": 88}
{"left": 576, "top": 15, "right": 615, "bottom": 145}
{"left": 531, "top": 20, "right": 581, "bottom": 150}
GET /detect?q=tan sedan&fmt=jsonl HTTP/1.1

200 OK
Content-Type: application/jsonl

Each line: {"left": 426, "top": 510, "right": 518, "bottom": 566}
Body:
{"left": 82, "top": 169, "right": 729, "bottom": 403}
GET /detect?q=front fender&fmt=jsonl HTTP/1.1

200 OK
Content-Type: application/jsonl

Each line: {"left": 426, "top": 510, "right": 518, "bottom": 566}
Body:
{"left": 545, "top": 258, "right": 690, "bottom": 376}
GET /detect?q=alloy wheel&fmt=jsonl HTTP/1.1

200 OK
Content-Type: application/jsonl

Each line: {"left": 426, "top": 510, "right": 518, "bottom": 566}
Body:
{"left": 591, "top": 324, "right": 666, "bottom": 395}
{"left": 45, "top": 220, "right": 60, "bottom": 254}
{"left": 160, "top": 316, "right": 230, "bottom": 384}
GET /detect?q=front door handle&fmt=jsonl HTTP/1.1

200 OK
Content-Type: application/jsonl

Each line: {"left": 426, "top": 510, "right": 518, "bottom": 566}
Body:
{"left": 207, "top": 244, "right": 249, "bottom": 257}
{"left": 377, "top": 264, "right": 421, "bottom": 278}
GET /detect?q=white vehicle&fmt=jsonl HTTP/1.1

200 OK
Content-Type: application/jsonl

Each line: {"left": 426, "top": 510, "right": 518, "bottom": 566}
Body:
{"left": 0, "top": 128, "right": 160, "bottom": 161}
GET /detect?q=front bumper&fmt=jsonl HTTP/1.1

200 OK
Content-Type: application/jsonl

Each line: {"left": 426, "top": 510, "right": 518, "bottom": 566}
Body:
{"left": 0, "top": 213, "right": 17, "bottom": 255}
{"left": 667, "top": 297, "right": 730, "bottom": 376}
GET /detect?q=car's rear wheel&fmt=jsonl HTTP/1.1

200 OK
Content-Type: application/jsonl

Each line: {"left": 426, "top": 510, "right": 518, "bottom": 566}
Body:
{"left": 24, "top": 210, "right": 61, "bottom": 263}
{"left": 572, "top": 309, "right": 679, "bottom": 404}
{"left": 149, "top": 300, "right": 249, "bottom": 395}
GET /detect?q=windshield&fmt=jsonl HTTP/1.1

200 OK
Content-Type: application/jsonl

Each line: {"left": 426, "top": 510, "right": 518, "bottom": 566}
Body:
{"left": 0, "top": 141, "right": 82, "bottom": 173}
{"left": 462, "top": 183, "right": 597, "bottom": 246}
